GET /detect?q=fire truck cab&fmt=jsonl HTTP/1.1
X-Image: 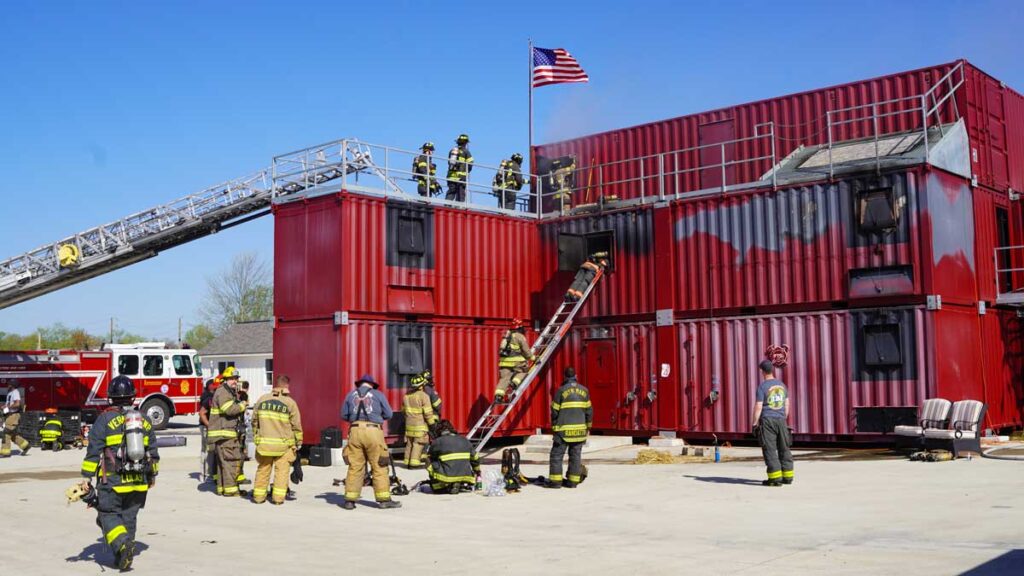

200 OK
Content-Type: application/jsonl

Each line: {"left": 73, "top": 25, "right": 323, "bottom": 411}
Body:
{"left": 0, "top": 343, "right": 203, "bottom": 430}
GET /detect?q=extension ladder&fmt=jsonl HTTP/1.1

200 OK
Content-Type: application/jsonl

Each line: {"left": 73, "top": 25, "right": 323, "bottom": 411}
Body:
{"left": 466, "top": 267, "right": 605, "bottom": 454}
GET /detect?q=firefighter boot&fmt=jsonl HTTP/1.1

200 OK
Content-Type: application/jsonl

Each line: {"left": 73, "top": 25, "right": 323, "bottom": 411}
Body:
{"left": 543, "top": 478, "right": 562, "bottom": 489}
{"left": 115, "top": 541, "right": 134, "bottom": 571}
{"left": 762, "top": 479, "right": 782, "bottom": 487}
{"left": 340, "top": 501, "right": 356, "bottom": 510}
{"left": 378, "top": 500, "right": 402, "bottom": 509}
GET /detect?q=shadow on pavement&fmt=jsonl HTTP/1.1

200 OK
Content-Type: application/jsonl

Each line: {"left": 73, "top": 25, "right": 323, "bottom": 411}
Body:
{"left": 66, "top": 539, "right": 149, "bottom": 568}
{"left": 315, "top": 492, "right": 383, "bottom": 508}
{"left": 683, "top": 475, "right": 763, "bottom": 486}
{"left": 958, "top": 550, "right": 1024, "bottom": 575}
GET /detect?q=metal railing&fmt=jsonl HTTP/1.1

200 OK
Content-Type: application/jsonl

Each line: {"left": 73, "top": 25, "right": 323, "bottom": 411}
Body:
{"left": 995, "top": 245, "right": 1024, "bottom": 305}
{"left": 537, "top": 122, "right": 778, "bottom": 217}
{"left": 825, "top": 61, "right": 965, "bottom": 178}
{"left": 272, "top": 139, "right": 541, "bottom": 218}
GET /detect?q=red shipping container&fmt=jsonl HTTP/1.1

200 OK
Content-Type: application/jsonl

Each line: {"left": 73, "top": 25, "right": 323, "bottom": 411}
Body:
{"left": 273, "top": 192, "right": 539, "bottom": 322}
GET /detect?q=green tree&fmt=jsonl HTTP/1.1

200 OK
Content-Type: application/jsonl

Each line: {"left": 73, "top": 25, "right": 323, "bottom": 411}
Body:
{"left": 183, "top": 323, "right": 216, "bottom": 350}
{"left": 200, "top": 252, "right": 273, "bottom": 333}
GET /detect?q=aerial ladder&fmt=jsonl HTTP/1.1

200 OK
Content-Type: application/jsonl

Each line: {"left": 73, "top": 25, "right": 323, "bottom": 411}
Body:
{"left": 0, "top": 140, "right": 400, "bottom": 310}
{"left": 466, "top": 266, "right": 605, "bottom": 455}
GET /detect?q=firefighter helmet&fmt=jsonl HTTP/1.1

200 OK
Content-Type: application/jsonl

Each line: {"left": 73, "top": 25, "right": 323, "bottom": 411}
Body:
{"left": 511, "top": 318, "right": 525, "bottom": 329}
{"left": 511, "top": 152, "right": 523, "bottom": 164}
{"left": 422, "top": 141, "right": 435, "bottom": 151}
{"left": 108, "top": 375, "right": 136, "bottom": 405}
{"left": 456, "top": 134, "right": 470, "bottom": 144}
{"left": 222, "top": 366, "right": 239, "bottom": 380}
{"left": 410, "top": 370, "right": 432, "bottom": 388}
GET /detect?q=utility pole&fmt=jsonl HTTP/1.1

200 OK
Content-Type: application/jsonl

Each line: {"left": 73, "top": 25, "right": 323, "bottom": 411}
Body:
{"left": 36, "top": 329, "right": 41, "bottom": 349}
{"left": 178, "top": 317, "right": 183, "bottom": 346}
{"left": 109, "top": 317, "right": 115, "bottom": 344}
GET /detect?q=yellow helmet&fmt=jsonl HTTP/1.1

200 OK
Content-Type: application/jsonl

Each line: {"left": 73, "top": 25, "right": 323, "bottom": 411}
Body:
{"left": 221, "top": 366, "right": 238, "bottom": 379}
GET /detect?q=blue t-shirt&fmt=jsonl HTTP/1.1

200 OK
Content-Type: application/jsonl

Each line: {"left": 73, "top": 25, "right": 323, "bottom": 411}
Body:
{"left": 755, "top": 378, "right": 788, "bottom": 420}
{"left": 340, "top": 385, "right": 393, "bottom": 425}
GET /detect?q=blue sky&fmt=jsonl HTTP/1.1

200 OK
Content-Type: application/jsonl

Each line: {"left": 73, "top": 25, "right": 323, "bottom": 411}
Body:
{"left": 1, "top": 0, "right": 1021, "bottom": 340}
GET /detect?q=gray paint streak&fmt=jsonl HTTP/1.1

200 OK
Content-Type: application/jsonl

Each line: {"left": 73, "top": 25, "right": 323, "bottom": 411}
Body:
{"left": 927, "top": 172, "right": 975, "bottom": 270}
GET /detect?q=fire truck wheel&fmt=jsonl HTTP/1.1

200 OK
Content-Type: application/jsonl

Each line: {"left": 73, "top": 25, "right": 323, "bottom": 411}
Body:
{"left": 141, "top": 398, "right": 172, "bottom": 431}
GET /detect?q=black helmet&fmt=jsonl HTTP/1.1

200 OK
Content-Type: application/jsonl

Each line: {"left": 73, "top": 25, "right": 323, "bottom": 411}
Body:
{"left": 422, "top": 141, "right": 435, "bottom": 151}
{"left": 456, "top": 134, "right": 470, "bottom": 144}
{"left": 108, "top": 375, "right": 136, "bottom": 405}
{"left": 511, "top": 153, "right": 523, "bottom": 164}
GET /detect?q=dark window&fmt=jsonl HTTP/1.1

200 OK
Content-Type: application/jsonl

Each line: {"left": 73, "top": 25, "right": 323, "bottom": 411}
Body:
{"left": 396, "top": 338, "right": 425, "bottom": 375}
{"left": 586, "top": 230, "right": 615, "bottom": 271}
{"left": 398, "top": 216, "right": 426, "bottom": 255}
{"left": 858, "top": 187, "right": 897, "bottom": 231}
{"left": 558, "top": 233, "right": 586, "bottom": 271}
{"left": 863, "top": 323, "right": 901, "bottom": 366}
{"left": 143, "top": 355, "right": 164, "bottom": 377}
{"left": 118, "top": 355, "right": 139, "bottom": 376}
{"left": 265, "top": 359, "right": 273, "bottom": 388}
{"left": 216, "top": 361, "right": 236, "bottom": 375}
{"left": 996, "top": 207, "right": 1012, "bottom": 293}
{"left": 172, "top": 355, "right": 194, "bottom": 376}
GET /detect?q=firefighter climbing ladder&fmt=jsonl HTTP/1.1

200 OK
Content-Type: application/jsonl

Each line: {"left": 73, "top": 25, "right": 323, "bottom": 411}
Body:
{"left": 466, "top": 267, "right": 605, "bottom": 455}
{"left": 0, "top": 140, "right": 396, "bottom": 310}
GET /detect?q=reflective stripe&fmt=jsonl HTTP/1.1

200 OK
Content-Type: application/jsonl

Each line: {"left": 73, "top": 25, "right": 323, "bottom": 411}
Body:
{"left": 548, "top": 474, "right": 563, "bottom": 482}
{"left": 559, "top": 401, "right": 592, "bottom": 409}
{"left": 767, "top": 471, "right": 783, "bottom": 479}
{"left": 152, "top": 461, "right": 160, "bottom": 473}
{"left": 223, "top": 486, "right": 239, "bottom": 495}
{"left": 782, "top": 470, "right": 794, "bottom": 478}
{"left": 272, "top": 487, "right": 288, "bottom": 496}
{"left": 551, "top": 402, "right": 561, "bottom": 410}
{"left": 81, "top": 460, "right": 99, "bottom": 473}
{"left": 219, "top": 400, "right": 235, "bottom": 411}
{"left": 439, "top": 452, "right": 471, "bottom": 462}
{"left": 209, "top": 408, "right": 222, "bottom": 415}
{"left": 553, "top": 424, "right": 588, "bottom": 432}
{"left": 406, "top": 425, "right": 429, "bottom": 433}
{"left": 253, "top": 488, "right": 267, "bottom": 497}
{"left": 568, "top": 474, "right": 582, "bottom": 483}
{"left": 105, "top": 525, "right": 127, "bottom": 545}
{"left": 428, "top": 471, "right": 475, "bottom": 483}
{"left": 345, "top": 491, "right": 360, "bottom": 500}
{"left": 404, "top": 406, "right": 425, "bottom": 414}
{"left": 499, "top": 356, "right": 527, "bottom": 367}
{"left": 258, "top": 412, "right": 291, "bottom": 422}
{"left": 112, "top": 484, "right": 149, "bottom": 493}
{"left": 207, "top": 430, "right": 238, "bottom": 439}
{"left": 257, "top": 437, "right": 292, "bottom": 445}
{"left": 374, "top": 491, "right": 392, "bottom": 500}
{"left": 106, "top": 434, "right": 124, "bottom": 446}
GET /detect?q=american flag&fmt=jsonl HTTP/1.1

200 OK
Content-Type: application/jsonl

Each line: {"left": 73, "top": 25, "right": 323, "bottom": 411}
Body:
{"left": 532, "top": 46, "right": 589, "bottom": 88}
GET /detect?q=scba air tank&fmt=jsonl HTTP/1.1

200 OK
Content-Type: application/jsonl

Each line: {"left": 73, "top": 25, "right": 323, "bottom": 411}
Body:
{"left": 124, "top": 409, "right": 146, "bottom": 464}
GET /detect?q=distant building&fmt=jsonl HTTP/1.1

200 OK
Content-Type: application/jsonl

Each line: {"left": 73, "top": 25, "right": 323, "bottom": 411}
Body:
{"left": 199, "top": 320, "right": 273, "bottom": 398}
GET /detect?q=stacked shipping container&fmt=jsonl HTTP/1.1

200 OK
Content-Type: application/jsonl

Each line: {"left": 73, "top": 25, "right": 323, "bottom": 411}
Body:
{"left": 275, "top": 59, "right": 1024, "bottom": 444}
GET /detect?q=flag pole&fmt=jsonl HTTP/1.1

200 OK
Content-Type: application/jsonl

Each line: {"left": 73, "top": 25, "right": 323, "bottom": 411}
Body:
{"left": 528, "top": 38, "right": 534, "bottom": 170}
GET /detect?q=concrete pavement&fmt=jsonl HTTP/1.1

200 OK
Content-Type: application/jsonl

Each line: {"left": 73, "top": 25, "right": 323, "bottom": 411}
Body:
{"left": 0, "top": 436, "right": 1022, "bottom": 575}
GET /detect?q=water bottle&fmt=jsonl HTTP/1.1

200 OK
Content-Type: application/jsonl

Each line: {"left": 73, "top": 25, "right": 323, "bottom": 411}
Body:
{"left": 714, "top": 444, "right": 721, "bottom": 463}
{"left": 474, "top": 474, "right": 483, "bottom": 492}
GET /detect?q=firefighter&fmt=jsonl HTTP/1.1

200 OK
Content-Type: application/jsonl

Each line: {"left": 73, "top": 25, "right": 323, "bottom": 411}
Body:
{"left": 40, "top": 409, "right": 64, "bottom": 451}
{"left": 752, "top": 360, "right": 793, "bottom": 486}
{"left": 207, "top": 368, "right": 247, "bottom": 497}
{"left": 413, "top": 142, "right": 441, "bottom": 197}
{"left": 339, "top": 374, "right": 401, "bottom": 510}
{"left": 565, "top": 251, "right": 609, "bottom": 302}
{"left": 197, "top": 378, "right": 218, "bottom": 483}
{"left": 413, "top": 370, "right": 443, "bottom": 418}
{"left": 445, "top": 134, "right": 474, "bottom": 202}
{"left": 492, "top": 152, "right": 524, "bottom": 210}
{"left": 1, "top": 379, "right": 30, "bottom": 457}
{"left": 402, "top": 375, "right": 436, "bottom": 468}
{"left": 426, "top": 419, "right": 480, "bottom": 494}
{"left": 78, "top": 375, "right": 159, "bottom": 571}
{"left": 251, "top": 375, "right": 303, "bottom": 505}
{"left": 546, "top": 366, "right": 592, "bottom": 489}
{"left": 494, "top": 319, "right": 535, "bottom": 404}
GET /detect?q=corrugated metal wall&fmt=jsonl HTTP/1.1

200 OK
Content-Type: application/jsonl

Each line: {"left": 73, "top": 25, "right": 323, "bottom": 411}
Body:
{"left": 535, "top": 62, "right": 962, "bottom": 203}
{"left": 538, "top": 208, "right": 656, "bottom": 318}
{"left": 675, "top": 308, "right": 932, "bottom": 436}
{"left": 671, "top": 170, "right": 924, "bottom": 312}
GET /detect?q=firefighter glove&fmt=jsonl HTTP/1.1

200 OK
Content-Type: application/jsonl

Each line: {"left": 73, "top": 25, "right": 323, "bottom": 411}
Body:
{"left": 290, "top": 457, "right": 304, "bottom": 484}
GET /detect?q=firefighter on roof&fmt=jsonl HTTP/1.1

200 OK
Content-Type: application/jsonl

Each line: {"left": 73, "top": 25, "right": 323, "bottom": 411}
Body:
{"left": 339, "top": 374, "right": 401, "bottom": 510}
{"left": 251, "top": 374, "right": 303, "bottom": 505}
{"left": 77, "top": 375, "right": 159, "bottom": 571}
{"left": 492, "top": 152, "right": 525, "bottom": 210}
{"left": 445, "top": 134, "right": 474, "bottom": 202}
{"left": 494, "top": 319, "right": 535, "bottom": 404}
{"left": 1, "top": 379, "right": 30, "bottom": 457}
{"left": 208, "top": 368, "right": 247, "bottom": 497}
{"left": 413, "top": 141, "right": 441, "bottom": 197}
{"left": 546, "top": 366, "right": 592, "bottom": 489}
{"left": 402, "top": 373, "right": 436, "bottom": 468}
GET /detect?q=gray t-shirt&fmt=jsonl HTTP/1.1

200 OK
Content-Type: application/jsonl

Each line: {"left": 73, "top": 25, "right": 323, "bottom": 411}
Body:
{"left": 755, "top": 378, "right": 788, "bottom": 420}
{"left": 5, "top": 387, "right": 22, "bottom": 411}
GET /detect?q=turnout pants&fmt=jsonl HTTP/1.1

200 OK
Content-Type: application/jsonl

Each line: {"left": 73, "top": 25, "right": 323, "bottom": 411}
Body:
{"left": 549, "top": 435, "right": 585, "bottom": 484}
{"left": 253, "top": 448, "right": 296, "bottom": 504}
{"left": 446, "top": 180, "right": 466, "bottom": 202}
{"left": 496, "top": 364, "right": 528, "bottom": 398}
{"left": 96, "top": 486, "right": 146, "bottom": 558}
{"left": 500, "top": 189, "right": 518, "bottom": 210}
{"left": 759, "top": 417, "right": 794, "bottom": 482}
{"left": 2, "top": 412, "right": 29, "bottom": 455}
{"left": 417, "top": 179, "right": 440, "bottom": 197}
{"left": 213, "top": 438, "right": 243, "bottom": 496}
{"left": 343, "top": 423, "right": 393, "bottom": 503}
{"left": 200, "top": 426, "right": 217, "bottom": 480}
{"left": 403, "top": 434, "right": 428, "bottom": 467}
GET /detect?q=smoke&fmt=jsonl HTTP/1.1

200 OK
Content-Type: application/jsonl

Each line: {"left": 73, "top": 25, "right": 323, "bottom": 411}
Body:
{"left": 539, "top": 88, "right": 617, "bottom": 144}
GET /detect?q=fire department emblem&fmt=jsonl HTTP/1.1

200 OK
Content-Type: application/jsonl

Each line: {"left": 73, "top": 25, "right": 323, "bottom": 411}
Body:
{"left": 180, "top": 380, "right": 189, "bottom": 394}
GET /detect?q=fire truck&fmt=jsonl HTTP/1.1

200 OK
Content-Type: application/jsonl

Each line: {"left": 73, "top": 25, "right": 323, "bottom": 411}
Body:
{"left": 0, "top": 343, "right": 203, "bottom": 430}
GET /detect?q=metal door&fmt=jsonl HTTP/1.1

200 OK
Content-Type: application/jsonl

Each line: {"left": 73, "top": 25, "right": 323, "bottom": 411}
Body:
{"left": 699, "top": 119, "right": 736, "bottom": 190}
{"left": 583, "top": 338, "right": 618, "bottom": 429}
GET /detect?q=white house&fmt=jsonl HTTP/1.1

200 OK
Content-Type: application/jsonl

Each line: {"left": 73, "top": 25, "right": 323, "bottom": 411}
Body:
{"left": 200, "top": 320, "right": 273, "bottom": 399}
